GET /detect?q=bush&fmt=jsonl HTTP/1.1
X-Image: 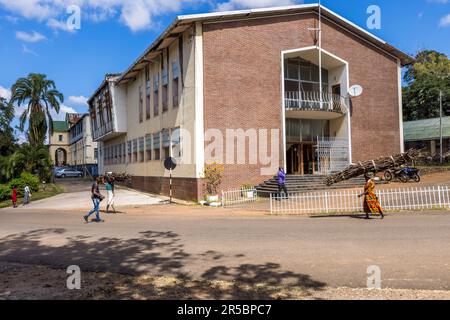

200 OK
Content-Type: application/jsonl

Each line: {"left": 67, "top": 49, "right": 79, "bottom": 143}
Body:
{"left": 0, "top": 185, "right": 9, "bottom": 201}
{"left": 203, "top": 162, "right": 224, "bottom": 196}
{"left": 7, "top": 172, "right": 40, "bottom": 197}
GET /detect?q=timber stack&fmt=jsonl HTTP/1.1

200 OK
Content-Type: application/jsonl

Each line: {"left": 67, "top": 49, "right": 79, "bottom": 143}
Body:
{"left": 325, "top": 149, "right": 420, "bottom": 186}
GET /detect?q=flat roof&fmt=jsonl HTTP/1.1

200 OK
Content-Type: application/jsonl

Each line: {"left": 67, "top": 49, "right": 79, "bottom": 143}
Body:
{"left": 404, "top": 117, "right": 450, "bottom": 141}
{"left": 116, "top": 3, "right": 415, "bottom": 85}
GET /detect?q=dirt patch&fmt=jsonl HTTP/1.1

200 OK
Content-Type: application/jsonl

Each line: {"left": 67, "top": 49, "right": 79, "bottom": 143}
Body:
{"left": 1, "top": 262, "right": 449, "bottom": 300}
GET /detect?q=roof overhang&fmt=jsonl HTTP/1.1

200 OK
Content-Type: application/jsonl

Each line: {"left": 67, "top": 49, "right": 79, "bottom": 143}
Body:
{"left": 116, "top": 4, "right": 415, "bottom": 85}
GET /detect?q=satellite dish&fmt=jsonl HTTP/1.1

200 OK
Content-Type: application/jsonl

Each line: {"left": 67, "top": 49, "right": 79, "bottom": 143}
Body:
{"left": 349, "top": 85, "right": 363, "bottom": 97}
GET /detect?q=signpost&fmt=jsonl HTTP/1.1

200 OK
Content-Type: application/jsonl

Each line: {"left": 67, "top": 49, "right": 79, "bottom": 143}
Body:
{"left": 164, "top": 157, "right": 177, "bottom": 204}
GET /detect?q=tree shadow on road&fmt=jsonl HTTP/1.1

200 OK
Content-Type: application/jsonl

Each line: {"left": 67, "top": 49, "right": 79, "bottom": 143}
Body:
{"left": 0, "top": 228, "right": 326, "bottom": 299}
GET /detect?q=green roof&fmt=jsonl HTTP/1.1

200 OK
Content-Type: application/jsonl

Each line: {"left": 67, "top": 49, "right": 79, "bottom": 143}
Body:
{"left": 404, "top": 117, "right": 450, "bottom": 141}
{"left": 52, "top": 121, "right": 69, "bottom": 132}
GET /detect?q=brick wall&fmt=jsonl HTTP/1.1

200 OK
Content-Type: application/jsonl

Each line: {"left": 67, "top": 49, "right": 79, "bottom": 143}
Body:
{"left": 202, "top": 13, "right": 401, "bottom": 191}
{"left": 128, "top": 176, "right": 202, "bottom": 202}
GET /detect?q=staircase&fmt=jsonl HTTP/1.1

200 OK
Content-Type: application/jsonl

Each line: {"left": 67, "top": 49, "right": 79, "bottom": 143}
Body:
{"left": 256, "top": 175, "right": 386, "bottom": 196}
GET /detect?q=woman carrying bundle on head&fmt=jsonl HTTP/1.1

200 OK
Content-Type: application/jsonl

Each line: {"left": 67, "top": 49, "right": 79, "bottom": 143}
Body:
{"left": 358, "top": 173, "right": 384, "bottom": 220}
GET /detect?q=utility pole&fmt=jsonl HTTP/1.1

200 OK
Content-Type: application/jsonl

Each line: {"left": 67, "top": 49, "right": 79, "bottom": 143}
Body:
{"left": 440, "top": 90, "right": 444, "bottom": 164}
{"left": 318, "top": 0, "right": 323, "bottom": 110}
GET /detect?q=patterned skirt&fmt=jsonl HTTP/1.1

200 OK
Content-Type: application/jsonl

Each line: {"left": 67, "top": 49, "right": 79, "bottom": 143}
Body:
{"left": 363, "top": 192, "right": 383, "bottom": 214}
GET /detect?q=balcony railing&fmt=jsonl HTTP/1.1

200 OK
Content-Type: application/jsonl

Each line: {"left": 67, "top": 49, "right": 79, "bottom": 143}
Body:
{"left": 93, "top": 121, "right": 114, "bottom": 140}
{"left": 284, "top": 91, "right": 347, "bottom": 114}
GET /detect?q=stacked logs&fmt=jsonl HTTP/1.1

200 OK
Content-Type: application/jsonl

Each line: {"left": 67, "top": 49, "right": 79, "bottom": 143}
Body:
{"left": 100, "top": 172, "right": 132, "bottom": 182}
{"left": 325, "top": 149, "right": 420, "bottom": 186}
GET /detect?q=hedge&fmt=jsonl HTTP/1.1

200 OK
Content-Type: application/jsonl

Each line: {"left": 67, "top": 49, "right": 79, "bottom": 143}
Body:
{"left": 0, "top": 173, "right": 40, "bottom": 201}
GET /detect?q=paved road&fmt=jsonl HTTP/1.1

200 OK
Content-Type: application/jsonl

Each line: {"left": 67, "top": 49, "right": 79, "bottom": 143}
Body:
{"left": 0, "top": 206, "right": 449, "bottom": 291}
{"left": 28, "top": 179, "right": 164, "bottom": 210}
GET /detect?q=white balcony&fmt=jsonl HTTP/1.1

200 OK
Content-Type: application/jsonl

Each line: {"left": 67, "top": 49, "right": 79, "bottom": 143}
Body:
{"left": 284, "top": 91, "right": 348, "bottom": 120}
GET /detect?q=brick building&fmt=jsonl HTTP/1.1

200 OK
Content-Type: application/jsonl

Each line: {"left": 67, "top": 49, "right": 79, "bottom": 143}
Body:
{"left": 89, "top": 4, "right": 413, "bottom": 201}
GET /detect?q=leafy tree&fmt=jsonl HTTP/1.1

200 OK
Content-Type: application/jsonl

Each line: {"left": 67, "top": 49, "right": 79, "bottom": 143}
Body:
{"left": 0, "top": 144, "right": 52, "bottom": 182}
{"left": 9, "top": 73, "right": 64, "bottom": 147}
{"left": 0, "top": 97, "right": 16, "bottom": 156}
{"left": 403, "top": 50, "right": 450, "bottom": 121}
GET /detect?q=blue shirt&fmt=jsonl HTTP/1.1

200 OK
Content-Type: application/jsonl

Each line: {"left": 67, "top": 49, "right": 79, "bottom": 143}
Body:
{"left": 278, "top": 170, "right": 286, "bottom": 185}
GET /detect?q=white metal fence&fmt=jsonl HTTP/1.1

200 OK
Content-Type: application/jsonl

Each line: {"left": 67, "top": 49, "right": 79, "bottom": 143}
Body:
{"left": 270, "top": 186, "right": 450, "bottom": 215}
{"left": 222, "top": 188, "right": 258, "bottom": 207}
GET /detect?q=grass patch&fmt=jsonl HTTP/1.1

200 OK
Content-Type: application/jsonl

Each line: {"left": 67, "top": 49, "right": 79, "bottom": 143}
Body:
{"left": 0, "top": 184, "right": 64, "bottom": 209}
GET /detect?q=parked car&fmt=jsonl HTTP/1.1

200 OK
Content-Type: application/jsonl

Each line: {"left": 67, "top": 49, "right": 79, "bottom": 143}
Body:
{"left": 55, "top": 169, "right": 83, "bottom": 178}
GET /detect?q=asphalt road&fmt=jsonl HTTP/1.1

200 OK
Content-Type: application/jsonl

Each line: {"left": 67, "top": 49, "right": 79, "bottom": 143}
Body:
{"left": 0, "top": 206, "right": 449, "bottom": 291}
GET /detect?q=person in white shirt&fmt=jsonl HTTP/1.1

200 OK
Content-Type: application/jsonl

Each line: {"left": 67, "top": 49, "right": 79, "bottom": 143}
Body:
{"left": 23, "top": 185, "right": 32, "bottom": 205}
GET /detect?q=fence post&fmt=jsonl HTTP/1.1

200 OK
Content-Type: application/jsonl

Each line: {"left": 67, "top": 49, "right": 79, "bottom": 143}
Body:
{"left": 221, "top": 190, "right": 224, "bottom": 207}
{"left": 438, "top": 186, "right": 442, "bottom": 208}
{"left": 270, "top": 193, "right": 273, "bottom": 215}
{"left": 324, "top": 192, "right": 329, "bottom": 214}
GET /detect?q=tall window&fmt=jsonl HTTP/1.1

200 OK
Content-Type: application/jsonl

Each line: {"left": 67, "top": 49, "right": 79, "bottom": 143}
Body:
{"left": 153, "top": 73, "right": 159, "bottom": 117}
{"left": 172, "top": 60, "right": 180, "bottom": 108}
{"left": 162, "top": 130, "right": 170, "bottom": 160}
{"left": 145, "top": 66, "right": 151, "bottom": 120}
{"left": 145, "top": 134, "right": 152, "bottom": 161}
{"left": 138, "top": 137, "right": 145, "bottom": 162}
{"left": 171, "top": 127, "right": 181, "bottom": 158}
{"left": 133, "top": 139, "right": 138, "bottom": 163}
{"left": 284, "top": 58, "right": 328, "bottom": 93}
{"left": 162, "top": 65, "right": 168, "bottom": 113}
{"left": 153, "top": 132, "right": 161, "bottom": 161}
{"left": 122, "top": 143, "right": 126, "bottom": 164}
{"left": 127, "top": 141, "right": 132, "bottom": 164}
{"left": 139, "top": 85, "right": 143, "bottom": 123}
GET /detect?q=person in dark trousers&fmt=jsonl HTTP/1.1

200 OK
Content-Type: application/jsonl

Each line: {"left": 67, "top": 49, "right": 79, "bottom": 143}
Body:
{"left": 277, "top": 167, "right": 288, "bottom": 200}
{"left": 84, "top": 176, "right": 104, "bottom": 223}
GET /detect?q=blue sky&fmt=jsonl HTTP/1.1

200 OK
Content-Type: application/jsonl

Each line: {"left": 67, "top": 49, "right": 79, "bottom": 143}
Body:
{"left": 0, "top": 0, "right": 449, "bottom": 124}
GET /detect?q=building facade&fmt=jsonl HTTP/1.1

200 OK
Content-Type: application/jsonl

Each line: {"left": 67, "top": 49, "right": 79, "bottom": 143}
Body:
{"left": 49, "top": 121, "right": 70, "bottom": 166}
{"left": 404, "top": 116, "right": 450, "bottom": 156}
{"left": 49, "top": 113, "right": 99, "bottom": 172}
{"left": 89, "top": 4, "right": 413, "bottom": 201}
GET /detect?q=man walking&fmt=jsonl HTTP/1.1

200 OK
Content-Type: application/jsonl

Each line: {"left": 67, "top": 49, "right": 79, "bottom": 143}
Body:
{"left": 84, "top": 176, "right": 104, "bottom": 223}
{"left": 277, "top": 167, "right": 288, "bottom": 200}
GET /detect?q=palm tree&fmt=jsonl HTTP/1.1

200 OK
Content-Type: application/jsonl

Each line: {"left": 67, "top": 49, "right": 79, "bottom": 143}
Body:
{"left": 0, "top": 144, "right": 51, "bottom": 181}
{"left": 0, "top": 97, "right": 16, "bottom": 156}
{"left": 9, "top": 73, "right": 64, "bottom": 147}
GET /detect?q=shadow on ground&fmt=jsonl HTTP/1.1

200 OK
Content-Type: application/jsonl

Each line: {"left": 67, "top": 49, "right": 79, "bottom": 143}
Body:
{"left": 0, "top": 228, "right": 326, "bottom": 299}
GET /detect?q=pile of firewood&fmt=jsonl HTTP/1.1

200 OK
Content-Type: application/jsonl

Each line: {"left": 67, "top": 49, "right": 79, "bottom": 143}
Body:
{"left": 325, "top": 149, "right": 420, "bottom": 186}
{"left": 99, "top": 172, "right": 132, "bottom": 182}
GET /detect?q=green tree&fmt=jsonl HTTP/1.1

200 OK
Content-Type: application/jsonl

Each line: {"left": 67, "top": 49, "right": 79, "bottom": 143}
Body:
{"left": 0, "top": 97, "right": 16, "bottom": 156}
{"left": 0, "top": 144, "right": 52, "bottom": 182}
{"left": 403, "top": 50, "right": 450, "bottom": 121}
{"left": 9, "top": 73, "right": 64, "bottom": 147}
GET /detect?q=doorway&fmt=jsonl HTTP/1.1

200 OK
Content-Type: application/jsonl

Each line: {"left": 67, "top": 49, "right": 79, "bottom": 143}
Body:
{"left": 287, "top": 143, "right": 316, "bottom": 175}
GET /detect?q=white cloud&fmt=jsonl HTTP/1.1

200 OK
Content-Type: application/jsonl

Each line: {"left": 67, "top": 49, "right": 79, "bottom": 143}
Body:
{"left": 51, "top": 104, "right": 77, "bottom": 121}
{"left": 13, "top": 103, "right": 76, "bottom": 121}
{"left": 21, "top": 44, "right": 38, "bottom": 56}
{"left": 0, "top": 85, "right": 11, "bottom": 100}
{"left": 47, "top": 18, "right": 76, "bottom": 33}
{"left": 68, "top": 95, "right": 88, "bottom": 105}
{"left": 440, "top": 14, "right": 450, "bottom": 27}
{"left": 16, "top": 30, "right": 46, "bottom": 42}
{"left": 0, "top": 0, "right": 205, "bottom": 32}
{"left": 216, "top": 0, "right": 300, "bottom": 11}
